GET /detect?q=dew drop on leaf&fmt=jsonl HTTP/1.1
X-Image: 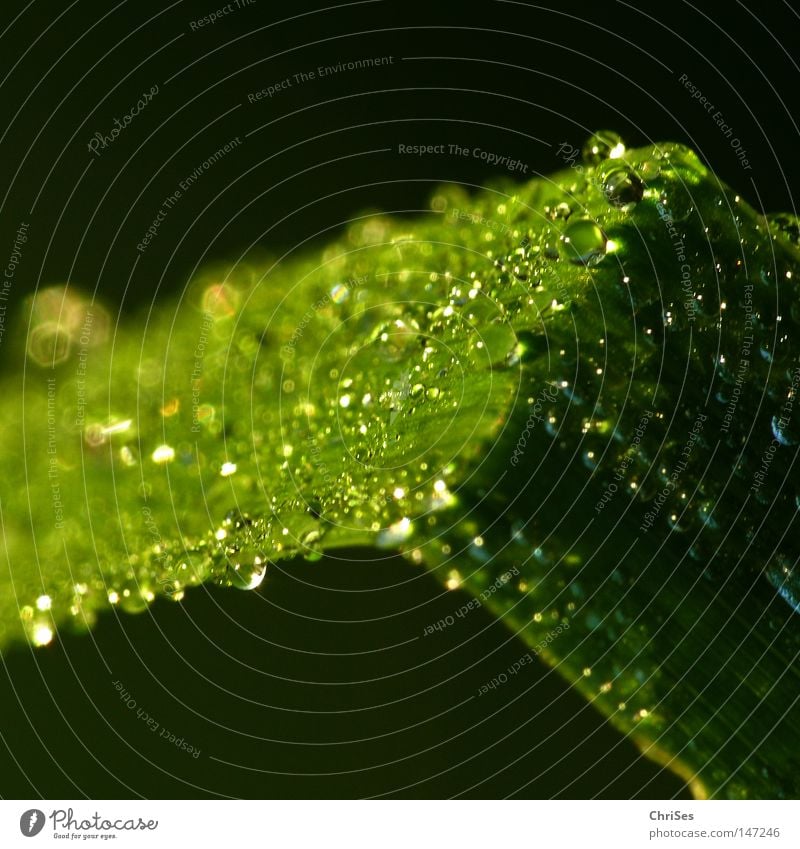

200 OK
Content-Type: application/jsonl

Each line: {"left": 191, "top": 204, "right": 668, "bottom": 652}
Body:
{"left": 219, "top": 549, "right": 267, "bottom": 590}
{"left": 771, "top": 413, "right": 800, "bottom": 446}
{"left": 561, "top": 218, "right": 608, "bottom": 266}
{"left": 118, "top": 585, "right": 153, "bottom": 613}
{"left": 602, "top": 166, "right": 644, "bottom": 209}
{"left": 582, "top": 130, "right": 625, "bottom": 164}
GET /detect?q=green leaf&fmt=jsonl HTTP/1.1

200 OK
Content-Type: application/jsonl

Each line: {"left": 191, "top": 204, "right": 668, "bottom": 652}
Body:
{"left": 2, "top": 136, "right": 800, "bottom": 799}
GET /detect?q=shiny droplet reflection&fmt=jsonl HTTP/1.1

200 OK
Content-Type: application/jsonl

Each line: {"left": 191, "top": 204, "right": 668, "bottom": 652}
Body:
{"left": 602, "top": 166, "right": 644, "bottom": 209}
{"left": 561, "top": 218, "right": 608, "bottom": 266}
{"left": 582, "top": 130, "right": 625, "bottom": 165}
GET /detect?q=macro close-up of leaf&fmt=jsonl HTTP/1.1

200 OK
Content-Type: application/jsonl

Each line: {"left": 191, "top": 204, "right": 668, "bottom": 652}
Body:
{"left": 3, "top": 133, "right": 799, "bottom": 801}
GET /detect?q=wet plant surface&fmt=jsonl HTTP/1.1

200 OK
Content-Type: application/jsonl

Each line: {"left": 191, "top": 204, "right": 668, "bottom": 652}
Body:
{"left": 4, "top": 136, "right": 800, "bottom": 798}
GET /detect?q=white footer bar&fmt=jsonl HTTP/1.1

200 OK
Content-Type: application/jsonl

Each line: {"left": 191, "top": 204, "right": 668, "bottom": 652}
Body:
{"left": 2, "top": 800, "right": 797, "bottom": 848}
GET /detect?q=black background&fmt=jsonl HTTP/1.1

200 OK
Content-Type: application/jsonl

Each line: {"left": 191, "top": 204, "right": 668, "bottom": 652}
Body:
{"left": 0, "top": 0, "right": 797, "bottom": 798}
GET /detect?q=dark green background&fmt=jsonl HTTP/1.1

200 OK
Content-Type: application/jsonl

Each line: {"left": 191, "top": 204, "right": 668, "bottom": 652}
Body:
{"left": 0, "top": 0, "right": 796, "bottom": 798}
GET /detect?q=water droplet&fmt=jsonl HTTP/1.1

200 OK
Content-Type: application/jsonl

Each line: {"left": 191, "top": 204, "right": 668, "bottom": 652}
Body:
{"left": 561, "top": 218, "right": 607, "bottom": 266}
{"left": 697, "top": 500, "right": 719, "bottom": 530}
{"left": 546, "top": 202, "right": 572, "bottom": 221}
{"left": 219, "top": 549, "right": 268, "bottom": 590}
{"left": 602, "top": 167, "right": 644, "bottom": 209}
{"left": 582, "top": 130, "right": 625, "bottom": 165}
{"left": 369, "top": 318, "right": 422, "bottom": 362}
{"left": 772, "top": 413, "right": 800, "bottom": 446}
{"left": 151, "top": 444, "right": 176, "bottom": 464}
{"left": 330, "top": 283, "right": 350, "bottom": 304}
{"left": 118, "top": 585, "right": 152, "bottom": 613}
{"left": 582, "top": 450, "right": 598, "bottom": 471}
{"left": 765, "top": 555, "right": 800, "bottom": 613}
{"left": 299, "top": 521, "right": 326, "bottom": 561}
{"left": 30, "top": 620, "right": 54, "bottom": 647}
{"left": 378, "top": 516, "right": 413, "bottom": 546}
{"left": 667, "top": 512, "right": 686, "bottom": 532}
{"left": 224, "top": 509, "right": 253, "bottom": 530}
{"left": 473, "top": 322, "right": 518, "bottom": 367}
{"left": 446, "top": 569, "right": 462, "bottom": 589}
{"left": 509, "top": 519, "right": 528, "bottom": 546}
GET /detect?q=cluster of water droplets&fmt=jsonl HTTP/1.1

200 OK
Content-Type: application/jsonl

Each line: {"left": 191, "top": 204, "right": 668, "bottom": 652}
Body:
{"left": 425, "top": 130, "right": 800, "bottom": 618}
{"left": 19, "top": 128, "right": 800, "bottom": 653}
